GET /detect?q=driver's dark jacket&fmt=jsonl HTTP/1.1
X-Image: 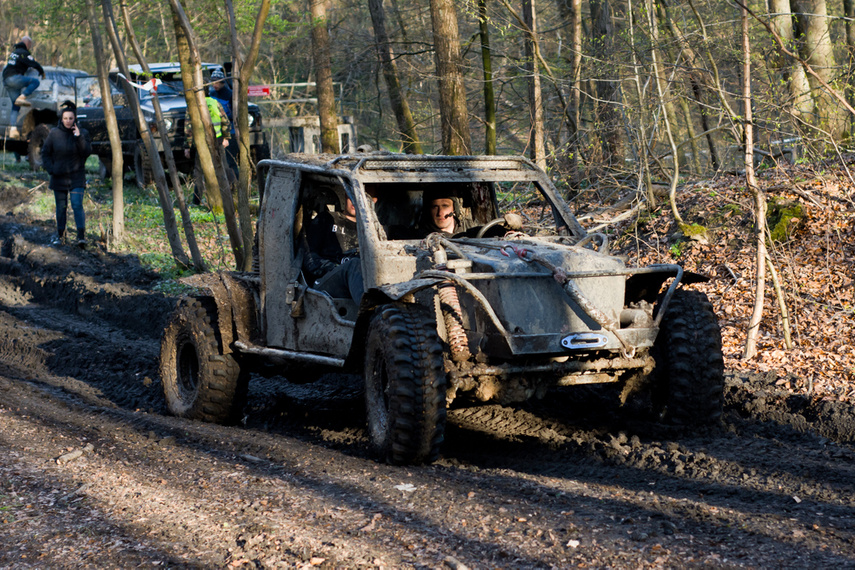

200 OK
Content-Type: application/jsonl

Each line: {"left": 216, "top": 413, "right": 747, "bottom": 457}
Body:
{"left": 303, "top": 210, "right": 358, "bottom": 283}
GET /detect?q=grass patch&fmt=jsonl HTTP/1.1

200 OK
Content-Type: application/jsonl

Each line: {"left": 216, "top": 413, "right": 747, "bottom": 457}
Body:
{"left": 3, "top": 151, "right": 258, "bottom": 280}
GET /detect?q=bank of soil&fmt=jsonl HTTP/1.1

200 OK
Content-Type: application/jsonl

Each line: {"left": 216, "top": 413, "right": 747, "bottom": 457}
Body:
{"left": 0, "top": 168, "right": 854, "bottom": 568}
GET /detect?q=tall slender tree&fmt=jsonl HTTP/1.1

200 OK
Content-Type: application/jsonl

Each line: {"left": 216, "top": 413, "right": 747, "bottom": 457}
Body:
{"left": 87, "top": 0, "right": 124, "bottom": 244}
{"left": 101, "top": 0, "right": 189, "bottom": 267}
{"left": 430, "top": 0, "right": 471, "bottom": 155}
{"left": 225, "top": 0, "right": 271, "bottom": 271}
{"left": 368, "top": 0, "right": 422, "bottom": 154}
{"left": 478, "top": 0, "right": 497, "bottom": 155}
{"left": 310, "top": 0, "right": 340, "bottom": 154}
{"left": 523, "top": 0, "right": 546, "bottom": 169}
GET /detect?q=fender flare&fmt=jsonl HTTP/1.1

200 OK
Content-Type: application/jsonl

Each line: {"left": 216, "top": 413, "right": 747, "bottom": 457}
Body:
{"left": 179, "top": 272, "right": 259, "bottom": 354}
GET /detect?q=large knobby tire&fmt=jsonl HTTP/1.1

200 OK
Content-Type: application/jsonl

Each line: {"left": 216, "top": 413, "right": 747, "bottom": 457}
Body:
{"left": 27, "top": 124, "right": 51, "bottom": 171}
{"left": 134, "top": 142, "right": 154, "bottom": 188}
{"left": 653, "top": 289, "right": 725, "bottom": 425}
{"left": 364, "top": 303, "right": 447, "bottom": 465}
{"left": 159, "top": 298, "right": 247, "bottom": 424}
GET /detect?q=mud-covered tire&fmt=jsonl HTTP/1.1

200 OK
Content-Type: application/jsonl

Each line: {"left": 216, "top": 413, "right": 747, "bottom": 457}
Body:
{"left": 27, "top": 124, "right": 50, "bottom": 171}
{"left": 134, "top": 142, "right": 153, "bottom": 187}
{"left": 653, "top": 289, "right": 724, "bottom": 425}
{"left": 364, "top": 303, "right": 447, "bottom": 465}
{"left": 159, "top": 298, "right": 247, "bottom": 424}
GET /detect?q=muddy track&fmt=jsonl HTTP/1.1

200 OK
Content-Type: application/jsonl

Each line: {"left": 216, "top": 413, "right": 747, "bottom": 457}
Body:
{"left": 0, "top": 220, "right": 854, "bottom": 568}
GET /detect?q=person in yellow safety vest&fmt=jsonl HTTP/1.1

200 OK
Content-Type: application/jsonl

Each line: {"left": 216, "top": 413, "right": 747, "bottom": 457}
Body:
{"left": 184, "top": 95, "right": 232, "bottom": 205}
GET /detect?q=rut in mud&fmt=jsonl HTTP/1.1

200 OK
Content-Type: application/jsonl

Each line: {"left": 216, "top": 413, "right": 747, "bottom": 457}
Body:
{"left": 0, "top": 200, "right": 853, "bottom": 568}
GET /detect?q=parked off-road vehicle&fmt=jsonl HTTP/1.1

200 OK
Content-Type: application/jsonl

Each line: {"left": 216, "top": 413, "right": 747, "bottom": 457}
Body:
{"left": 160, "top": 153, "right": 724, "bottom": 465}
{"left": 74, "top": 62, "right": 269, "bottom": 187}
{"left": 0, "top": 65, "right": 89, "bottom": 169}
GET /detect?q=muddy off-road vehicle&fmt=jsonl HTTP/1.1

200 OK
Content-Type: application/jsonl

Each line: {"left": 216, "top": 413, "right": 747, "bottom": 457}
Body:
{"left": 74, "top": 63, "right": 269, "bottom": 186}
{"left": 0, "top": 65, "right": 89, "bottom": 169}
{"left": 160, "top": 153, "right": 724, "bottom": 465}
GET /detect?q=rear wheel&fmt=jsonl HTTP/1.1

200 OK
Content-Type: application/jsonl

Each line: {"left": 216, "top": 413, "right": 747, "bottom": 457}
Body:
{"left": 364, "top": 303, "right": 447, "bottom": 465}
{"left": 98, "top": 158, "right": 111, "bottom": 181}
{"left": 134, "top": 142, "right": 154, "bottom": 187}
{"left": 159, "top": 298, "right": 247, "bottom": 424}
{"left": 653, "top": 290, "right": 724, "bottom": 425}
{"left": 27, "top": 124, "right": 50, "bottom": 171}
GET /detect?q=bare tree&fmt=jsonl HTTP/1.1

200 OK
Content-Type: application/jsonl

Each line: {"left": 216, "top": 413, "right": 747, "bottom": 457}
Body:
{"left": 169, "top": 0, "right": 244, "bottom": 269}
{"left": 85, "top": 0, "right": 124, "bottom": 244}
{"left": 368, "top": 0, "right": 422, "bottom": 154}
{"left": 589, "top": 0, "right": 623, "bottom": 165}
{"left": 225, "top": 0, "right": 271, "bottom": 271}
{"left": 768, "top": 0, "right": 813, "bottom": 121}
{"left": 120, "top": 0, "right": 205, "bottom": 271}
{"left": 310, "top": 0, "right": 340, "bottom": 154}
{"left": 741, "top": 0, "right": 767, "bottom": 360}
{"left": 430, "top": 0, "right": 471, "bottom": 155}
{"left": 100, "top": 0, "right": 189, "bottom": 267}
{"left": 792, "top": 0, "right": 847, "bottom": 139}
{"left": 523, "top": 0, "right": 546, "bottom": 169}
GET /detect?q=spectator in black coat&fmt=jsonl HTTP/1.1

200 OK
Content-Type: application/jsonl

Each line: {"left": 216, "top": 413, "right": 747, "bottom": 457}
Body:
{"left": 3, "top": 36, "right": 45, "bottom": 138}
{"left": 41, "top": 108, "right": 92, "bottom": 246}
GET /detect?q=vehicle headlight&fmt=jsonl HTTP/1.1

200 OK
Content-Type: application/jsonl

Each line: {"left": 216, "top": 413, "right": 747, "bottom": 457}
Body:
{"left": 162, "top": 117, "right": 174, "bottom": 132}
{"left": 248, "top": 114, "right": 255, "bottom": 128}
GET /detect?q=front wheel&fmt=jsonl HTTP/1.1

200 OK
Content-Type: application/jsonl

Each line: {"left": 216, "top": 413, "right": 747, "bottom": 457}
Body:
{"left": 159, "top": 298, "right": 247, "bottom": 424}
{"left": 653, "top": 289, "right": 725, "bottom": 425}
{"left": 134, "top": 142, "right": 154, "bottom": 188}
{"left": 364, "top": 303, "right": 447, "bottom": 465}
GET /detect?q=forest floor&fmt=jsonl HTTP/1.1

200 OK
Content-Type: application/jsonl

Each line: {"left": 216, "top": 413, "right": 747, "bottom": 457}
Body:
{"left": 0, "top": 155, "right": 853, "bottom": 569}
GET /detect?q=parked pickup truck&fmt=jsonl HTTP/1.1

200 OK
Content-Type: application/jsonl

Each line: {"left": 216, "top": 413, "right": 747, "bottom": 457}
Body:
{"left": 74, "top": 62, "right": 269, "bottom": 186}
{"left": 0, "top": 65, "right": 89, "bottom": 169}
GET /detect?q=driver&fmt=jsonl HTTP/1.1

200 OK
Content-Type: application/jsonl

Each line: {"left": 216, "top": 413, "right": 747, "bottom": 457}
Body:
{"left": 418, "top": 188, "right": 463, "bottom": 236}
{"left": 303, "top": 191, "right": 377, "bottom": 303}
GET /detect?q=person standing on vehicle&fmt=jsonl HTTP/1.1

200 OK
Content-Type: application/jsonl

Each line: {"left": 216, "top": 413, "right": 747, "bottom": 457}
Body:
{"left": 41, "top": 108, "right": 92, "bottom": 246}
{"left": 184, "top": 91, "right": 232, "bottom": 205}
{"left": 2, "top": 35, "right": 45, "bottom": 139}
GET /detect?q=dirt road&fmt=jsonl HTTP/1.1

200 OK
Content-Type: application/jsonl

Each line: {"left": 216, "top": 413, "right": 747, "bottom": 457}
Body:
{"left": 0, "top": 206, "right": 854, "bottom": 568}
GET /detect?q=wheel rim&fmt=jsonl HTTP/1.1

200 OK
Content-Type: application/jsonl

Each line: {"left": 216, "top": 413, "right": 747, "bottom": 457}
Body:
{"left": 176, "top": 336, "right": 200, "bottom": 402}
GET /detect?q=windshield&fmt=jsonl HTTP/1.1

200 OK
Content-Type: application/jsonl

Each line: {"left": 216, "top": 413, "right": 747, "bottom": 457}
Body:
{"left": 138, "top": 80, "right": 184, "bottom": 101}
{"left": 74, "top": 76, "right": 121, "bottom": 108}
{"left": 365, "top": 180, "right": 562, "bottom": 241}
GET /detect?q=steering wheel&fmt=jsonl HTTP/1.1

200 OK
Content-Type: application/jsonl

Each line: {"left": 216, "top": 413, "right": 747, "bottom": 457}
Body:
{"left": 475, "top": 213, "right": 525, "bottom": 238}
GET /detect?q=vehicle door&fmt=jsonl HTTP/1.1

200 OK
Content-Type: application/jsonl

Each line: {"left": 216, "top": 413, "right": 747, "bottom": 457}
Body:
{"left": 260, "top": 169, "right": 355, "bottom": 358}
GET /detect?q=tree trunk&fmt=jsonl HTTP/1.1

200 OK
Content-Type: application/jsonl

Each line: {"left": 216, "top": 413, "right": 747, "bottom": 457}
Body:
{"left": 430, "top": 0, "right": 471, "bottom": 155}
{"left": 589, "top": 0, "right": 623, "bottom": 165}
{"left": 793, "top": 0, "right": 847, "bottom": 139}
{"left": 310, "top": 0, "right": 340, "bottom": 154}
{"left": 741, "top": 2, "right": 766, "bottom": 361}
{"left": 368, "top": 0, "right": 422, "bottom": 154}
{"left": 478, "top": 0, "right": 496, "bottom": 155}
{"left": 87, "top": 0, "right": 124, "bottom": 245}
{"left": 769, "top": 0, "right": 813, "bottom": 121}
{"left": 101, "top": 0, "right": 189, "bottom": 267}
{"left": 121, "top": 0, "right": 205, "bottom": 271}
{"left": 523, "top": 0, "right": 546, "bottom": 169}
{"left": 169, "top": 0, "right": 244, "bottom": 269}
{"left": 226, "top": 0, "right": 270, "bottom": 271}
